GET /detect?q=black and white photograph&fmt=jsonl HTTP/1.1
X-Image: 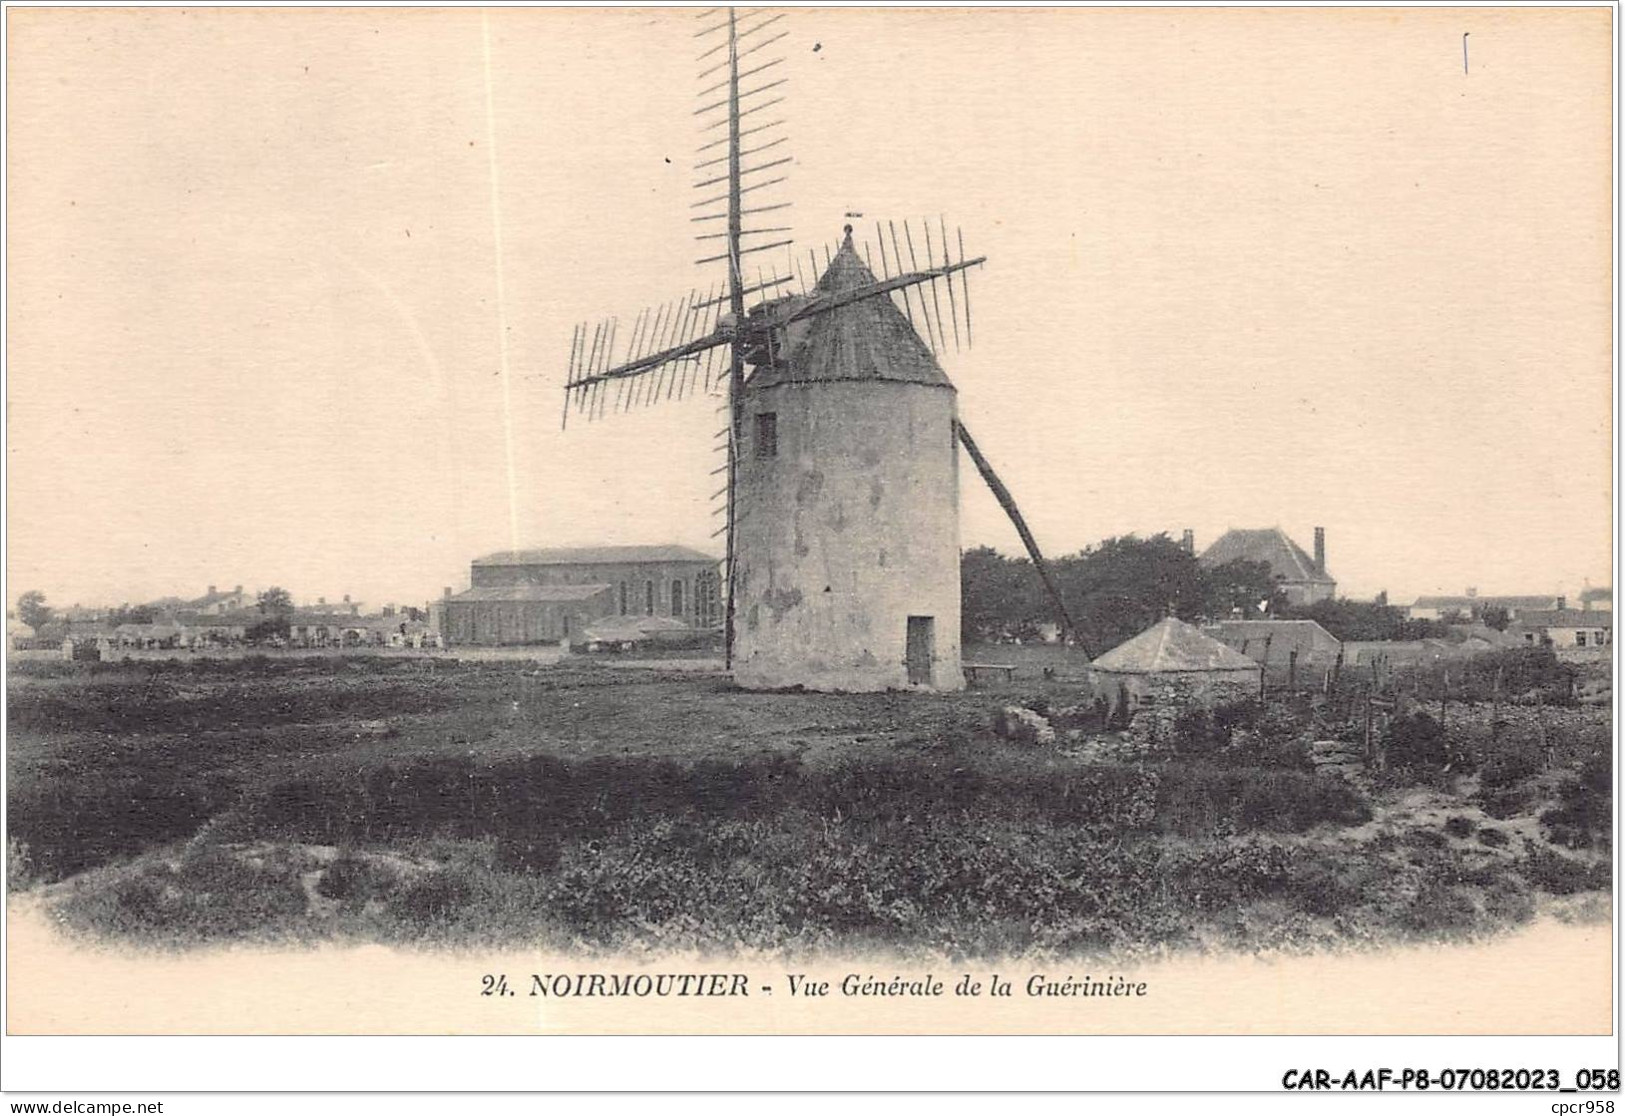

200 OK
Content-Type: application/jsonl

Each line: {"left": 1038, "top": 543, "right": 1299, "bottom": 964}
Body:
{"left": 2, "top": 1, "right": 1616, "bottom": 1098}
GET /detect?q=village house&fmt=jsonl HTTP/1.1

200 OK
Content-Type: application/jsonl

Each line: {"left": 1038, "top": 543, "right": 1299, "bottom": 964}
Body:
{"left": 182, "top": 611, "right": 257, "bottom": 647}
{"left": 438, "top": 545, "right": 721, "bottom": 647}
{"left": 7, "top": 615, "right": 35, "bottom": 650}
{"left": 297, "top": 595, "right": 362, "bottom": 618}
{"left": 114, "top": 621, "right": 187, "bottom": 650}
{"left": 1579, "top": 587, "right": 1612, "bottom": 613}
{"left": 1511, "top": 609, "right": 1612, "bottom": 650}
{"left": 1205, "top": 618, "right": 1342, "bottom": 680}
{"left": 185, "top": 585, "right": 255, "bottom": 616}
{"left": 1196, "top": 527, "right": 1336, "bottom": 606}
{"left": 287, "top": 613, "right": 369, "bottom": 648}
{"left": 1404, "top": 591, "right": 1566, "bottom": 622}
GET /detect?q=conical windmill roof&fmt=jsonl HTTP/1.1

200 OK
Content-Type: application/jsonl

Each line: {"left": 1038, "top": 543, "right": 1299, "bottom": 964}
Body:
{"left": 1091, "top": 616, "right": 1262, "bottom": 675}
{"left": 749, "top": 235, "right": 954, "bottom": 390}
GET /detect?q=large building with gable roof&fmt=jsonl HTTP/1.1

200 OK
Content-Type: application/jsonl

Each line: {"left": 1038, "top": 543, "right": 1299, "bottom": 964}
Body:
{"left": 440, "top": 544, "right": 720, "bottom": 646}
{"left": 1196, "top": 526, "right": 1336, "bottom": 606}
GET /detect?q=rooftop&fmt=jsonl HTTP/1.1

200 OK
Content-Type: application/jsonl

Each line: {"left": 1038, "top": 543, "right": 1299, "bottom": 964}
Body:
{"left": 446, "top": 584, "right": 616, "bottom": 603}
{"left": 1197, "top": 528, "right": 1332, "bottom": 585}
{"left": 472, "top": 545, "right": 717, "bottom": 568}
{"left": 1515, "top": 610, "right": 1612, "bottom": 629}
{"left": 1092, "top": 616, "right": 1262, "bottom": 674}
{"left": 1411, "top": 594, "right": 1564, "bottom": 610}
{"left": 748, "top": 235, "right": 953, "bottom": 391}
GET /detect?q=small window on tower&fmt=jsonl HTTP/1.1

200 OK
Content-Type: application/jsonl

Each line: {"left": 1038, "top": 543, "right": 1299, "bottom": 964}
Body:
{"left": 755, "top": 412, "right": 778, "bottom": 459}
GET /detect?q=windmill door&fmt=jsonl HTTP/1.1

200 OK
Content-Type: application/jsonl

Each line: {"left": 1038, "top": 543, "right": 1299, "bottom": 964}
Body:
{"left": 906, "top": 616, "right": 934, "bottom": 685}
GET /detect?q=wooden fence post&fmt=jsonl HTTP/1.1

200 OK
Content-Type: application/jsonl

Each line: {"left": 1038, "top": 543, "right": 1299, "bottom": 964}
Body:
{"left": 1363, "top": 692, "right": 1374, "bottom": 766}
{"left": 1536, "top": 689, "right": 1552, "bottom": 769}
{"left": 1491, "top": 666, "right": 1503, "bottom": 747}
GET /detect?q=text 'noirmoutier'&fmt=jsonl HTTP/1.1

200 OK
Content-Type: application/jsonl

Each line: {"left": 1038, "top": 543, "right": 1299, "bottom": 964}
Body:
{"left": 513, "top": 973, "right": 1149, "bottom": 999}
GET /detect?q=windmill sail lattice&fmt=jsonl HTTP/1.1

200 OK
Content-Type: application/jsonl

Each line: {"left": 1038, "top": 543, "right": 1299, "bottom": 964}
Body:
{"left": 560, "top": 8, "right": 995, "bottom": 668}
{"left": 559, "top": 7, "right": 1084, "bottom": 672}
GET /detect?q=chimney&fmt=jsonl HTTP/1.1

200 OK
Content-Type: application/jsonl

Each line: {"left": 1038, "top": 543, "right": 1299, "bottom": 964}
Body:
{"left": 1181, "top": 529, "right": 1195, "bottom": 555}
{"left": 207, "top": 585, "right": 217, "bottom": 596}
{"left": 443, "top": 586, "right": 452, "bottom": 600}
{"left": 1313, "top": 527, "right": 1325, "bottom": 574}
{"left": 318, "top": 596, "right": 326, "bottom": 606}
{"left": 343, "top": 594, "right": 351, "bottom": 604}
{"left": 234, "top": 584, "right": 243, "bottom": 595}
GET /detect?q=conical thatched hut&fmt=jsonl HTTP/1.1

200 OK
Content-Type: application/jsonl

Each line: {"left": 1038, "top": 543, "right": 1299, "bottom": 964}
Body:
{"left": 1089, "top": 616, "right": 1262, "bottom": 722}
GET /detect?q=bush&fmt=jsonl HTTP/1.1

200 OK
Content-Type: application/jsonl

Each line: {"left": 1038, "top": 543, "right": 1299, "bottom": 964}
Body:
{"left": 7, "top": 838, "right": 40, "bottom": 891}
{"left": 1151, "top": 766, "right": 1370, "bottom": 836}
{"left": 1399, "top": 881, "right": 1479, "bottom": 934}
{"left": 1412, "top": 648, "right": 1577, "bottom": 706}
{"left": 1443, "top": 815, "right": 1476, "bottom": 839}
{"left": 1479, "top": 748, "right": 1542, "bottom": 791}
{"left": 1541, "top": 753, "right": 1612, "bottom": 851}
{"left": 8, "top": 778, "right": 224, "bottom": 882}
{"left": 1517, "top": 845, "right": 1610, "bottom": 896}
{"left": 1385, "top": 713, "right": 1448, "bottom": 769}
{"left": 62, "top": 848, "right": 309, "bottom": 942}
{"left": 1285, "top": 856, "right": 1383, "bottom": 917}
{"left": 316, "top": 852, "right": 400, "bottom": 904}
{"left": 1482, "top": 878, "right": 1536, "bottom": 925}
{"left": 1479, "top": 783, "right": 1540, "bottom": 820}
{"left": 1477, "top": 826, "right": 1510, "bottom": 848}
{"left": 389, "top": 869, "right": 476, "bottom": 926}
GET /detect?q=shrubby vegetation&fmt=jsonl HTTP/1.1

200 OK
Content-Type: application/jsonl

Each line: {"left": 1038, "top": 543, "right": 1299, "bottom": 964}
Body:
{"left": 12, "top": 653, "right": 1611, "bottom": 955}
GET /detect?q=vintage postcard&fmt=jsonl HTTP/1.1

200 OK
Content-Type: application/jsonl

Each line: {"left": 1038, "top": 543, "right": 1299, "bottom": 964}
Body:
{"left": 3, "top": 2, "right": 1616, "bottom": 1093}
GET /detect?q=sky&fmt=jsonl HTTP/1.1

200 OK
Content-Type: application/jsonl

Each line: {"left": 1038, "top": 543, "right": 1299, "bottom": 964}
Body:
{"left": 6, "top": 6, "right": 1613, "bottom": 613}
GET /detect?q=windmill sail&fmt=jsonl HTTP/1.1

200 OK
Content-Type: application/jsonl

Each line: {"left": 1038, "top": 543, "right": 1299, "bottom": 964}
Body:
{"left": 560, "top": 228, "right": 984, "bottom": 415}
{"left": 557, "top": 8, "right": 995, "bottom": 669}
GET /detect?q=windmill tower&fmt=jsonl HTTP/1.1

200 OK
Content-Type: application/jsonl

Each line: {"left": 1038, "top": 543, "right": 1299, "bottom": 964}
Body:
{"left": 734, "top": 228, "right": 963, "bottom": 690}
{"left": 561, "top": 8, "right": 1080, "bottom": 690}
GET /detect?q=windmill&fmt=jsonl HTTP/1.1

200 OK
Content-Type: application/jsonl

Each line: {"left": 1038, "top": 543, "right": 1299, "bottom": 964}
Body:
{"left": 561, "top": 7, "right": 1079, "bottom": 689}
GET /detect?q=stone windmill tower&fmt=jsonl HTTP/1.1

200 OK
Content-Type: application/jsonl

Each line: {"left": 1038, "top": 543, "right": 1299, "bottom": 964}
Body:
{"left": 560, "top": 9, "right": 1078, "bottom": 690}
{"left": 733, "top": 229, "right": 962, "bottom": 690}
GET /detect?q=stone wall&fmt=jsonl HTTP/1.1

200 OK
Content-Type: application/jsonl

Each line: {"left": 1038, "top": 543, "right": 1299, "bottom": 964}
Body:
{"left": 734, "top": 380, "right": 963, "bottom": 692}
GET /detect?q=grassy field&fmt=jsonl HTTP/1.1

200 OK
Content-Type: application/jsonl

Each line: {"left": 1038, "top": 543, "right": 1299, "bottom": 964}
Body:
{"left": 5, "top": 649, "right": 1612, "bottom": 958}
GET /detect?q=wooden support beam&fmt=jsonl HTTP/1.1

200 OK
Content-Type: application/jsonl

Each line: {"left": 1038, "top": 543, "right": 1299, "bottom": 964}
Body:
{"left": 953, "top": 419, "right": 1085, "bottom": 657}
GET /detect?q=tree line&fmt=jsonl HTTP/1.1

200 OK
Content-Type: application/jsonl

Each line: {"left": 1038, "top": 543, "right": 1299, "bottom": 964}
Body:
{"left": 961, "top": 535, "right": 1449, "bottom": 653}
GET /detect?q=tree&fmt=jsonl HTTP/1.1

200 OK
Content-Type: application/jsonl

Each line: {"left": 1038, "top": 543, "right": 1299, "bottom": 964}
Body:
{"left": 107, "top": 604, "right": 156, "bottom": 626}
{"left": 1280, "top": 597, "right": 1450, "bottom": 642}
{"left": 16, "top": 590, "right": 51, "bottom": 631}
{"left": 1201, "top": 558, "right": 1287, "bottom": 619}
{"left": 1053, "top": 534, "right": 1208, "bottom": 654}
{"left": 961, "top": 535, "right": 1297, "bottom": 652}
{"left": 960, "top": 546, "right": 1048, "bottom": 643}
{"left": 257, "top": 587, "right": 294, "bottom": 616}
{"left": 246, "top": 615, "right": 290, "bottom": 644}
{"left": 1480, "top": 605, "right": 1511, "bottom": 631}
